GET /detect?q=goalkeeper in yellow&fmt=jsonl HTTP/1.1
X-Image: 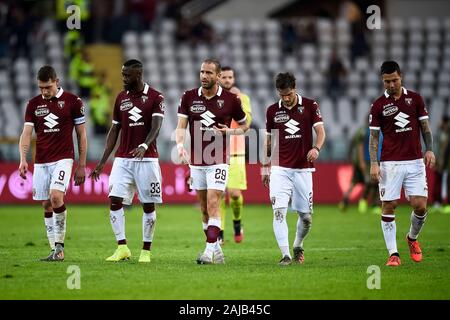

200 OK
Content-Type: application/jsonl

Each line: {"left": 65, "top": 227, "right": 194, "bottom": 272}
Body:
{"left": 218, "top": 66, "right": 252, "bottom": 244}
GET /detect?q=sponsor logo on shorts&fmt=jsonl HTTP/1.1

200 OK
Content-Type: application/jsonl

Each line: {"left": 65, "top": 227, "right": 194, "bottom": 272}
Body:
{"left": 190, "top": 105, "right": 206, "bottom": 113}
{"left": 382, "top": 106, "right": 398, "bottom": 116}
{"left": 54, "top": 181, "right": 65, "bottom": 186}
{"left": 35, "top": 108, "right": 50, "bottom": 117}
{"left": 32, "top": 188, "right": 36, "bottom": 197}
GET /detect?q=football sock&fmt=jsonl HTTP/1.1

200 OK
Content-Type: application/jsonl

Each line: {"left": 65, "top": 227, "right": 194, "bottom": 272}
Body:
{"left": 202, "top": 222, "right": 208, "bottom": 238}
{"left": 142, "top": 211, "right": 156, "bottom": 250}
{"left": 273, "top": 208, "right": 290, "bottom": 258}
{"left": 206, "top": 218, "right": 221, "bottom": 243}
{"left": 231, "top": 195, "right": 243, "bottom": 221}
{"left": 110, "top": 207, "right": 126, "bottom": 244}
{"left": 44, "top": 211, "right": 55, "bottom": 250}
{"left": 408, "top": 211, "right": 427, "bottom": 240}
{"left": 53, "top": 204, "right": 66, "bottom": 245}
{"left": 381, "top": 214, "right": 398, "bottom": 255}
{"left": 293, "top": 212, "right": 312, "bottom": 248}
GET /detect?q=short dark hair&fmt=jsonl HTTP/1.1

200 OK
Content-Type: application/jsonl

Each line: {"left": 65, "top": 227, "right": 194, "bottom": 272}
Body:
{"left": 380, "top": 61, "right": 401, "bottom": 75}
{"left": 123, "top": 59, "right": 143, "bottom": 69}
{"left": 37, "top": 66, "right": 57, "bottom": 82}
{"left": 202, "top": 58, "right": 221, "bottom": 73}
{"left": 275, "top": 72, "right": 296, "bottom": 90}
{"left": 221, "top": 66, "right": 234, "bottom": 73}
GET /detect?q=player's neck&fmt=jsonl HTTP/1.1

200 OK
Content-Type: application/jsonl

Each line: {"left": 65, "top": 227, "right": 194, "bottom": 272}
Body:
{"left": 392, "top": 89, "right": 402, "bottom": 100}
{"left": 129, "top": 81, "right": 144, "bottom": 94}
{"left": 202, "top": 84, "right": 219, "bottom": 99}
{"left": 282, "top": 95, "right": 298, "bottom": 109}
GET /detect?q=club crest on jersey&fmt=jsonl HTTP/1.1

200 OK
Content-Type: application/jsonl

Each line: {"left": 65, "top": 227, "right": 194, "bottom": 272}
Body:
{"left": 217, "top": 99, "right": 224, "bottom": 109}
{"left": 141, "top": 96, "right": 148, "bottom": 104}
{"left": 298, "top": 106, "right": 304, "bottom": 114}
{"left": 380, "top": 188, "right": 385, "bottom": 197}
{"left": 58, "top": 101, "right": 65, "bottom": 109}
{"left": 405, "top": 98, "right": 412, "bottom": 106}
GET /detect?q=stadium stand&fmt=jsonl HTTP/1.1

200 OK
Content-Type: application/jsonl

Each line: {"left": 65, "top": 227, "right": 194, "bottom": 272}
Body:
{"left": 1, "top": 13, "right": 449, "bottom": 161}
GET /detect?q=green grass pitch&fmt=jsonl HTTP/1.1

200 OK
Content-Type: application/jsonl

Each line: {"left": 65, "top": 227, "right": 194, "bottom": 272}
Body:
{"left": 0, "top": 204, "right": 449, "bottom": 299}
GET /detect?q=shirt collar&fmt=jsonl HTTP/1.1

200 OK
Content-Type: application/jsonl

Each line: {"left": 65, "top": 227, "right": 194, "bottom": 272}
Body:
{"left": 279, "top": 93, "right": 302, "bottom": 109}
{"left": 198, "top": 85, "right": 223, "bottom": 97}
{"left": 127, "top": 83, "right": 149, "bottom": 95}
{"left": 384, "top": 87, "right": 407, "bottom": 98}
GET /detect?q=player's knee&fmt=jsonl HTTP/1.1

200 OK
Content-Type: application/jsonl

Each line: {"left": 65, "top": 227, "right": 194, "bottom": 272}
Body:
{"left": 382, "top": 201, "right": 397, "bottom": 214}
{"left": 412, "top": 200, "right": 427, "bottom": 216}
{"left": 109, "top": 197, "right": 123, "bottom": 211}
{"left": 49, "top": 193, "right": 63, "bottom": 208}
{"left": 143, "top": 203, "right": 155, "bottom": 213}
{"left": 42, "top": 200, "right": 52, "bottom": 212}
{"left": 229, "top": 190, "right": 241, "bottom": 200}
{"left": 300, "top": 212, "right": 312, "bottom": 226}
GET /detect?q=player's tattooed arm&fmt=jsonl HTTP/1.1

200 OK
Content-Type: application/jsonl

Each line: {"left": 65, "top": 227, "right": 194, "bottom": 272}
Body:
{"left": 18, "top": 124, "right": 33, "bottom": 179}
{"left": 420, "top": 119, "right": 436, "bottom": 168}
{"left": 369, "top": 129, "right": 380, "bottom": 163}
{"left": 369, "top": 129, "right": 381, "bottom": 182}
{"left": 420, "top": 119, "right": 434, "bottom": 152}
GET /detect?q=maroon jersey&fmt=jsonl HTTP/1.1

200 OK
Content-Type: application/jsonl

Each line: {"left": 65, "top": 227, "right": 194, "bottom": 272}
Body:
{"left": 369, "top": 88, "right": 429, "bottom": 162}
{"left": 24, "top": 88, "right": 85, "bottom": 164}
{"left": 113, "top": 83, "right": 164, "bottom": 159}
{"left": 266, "top": 94, "right": 323, "bottom": 169}
{"left": 178, "top": 86, "right": 246, "bottom": 166}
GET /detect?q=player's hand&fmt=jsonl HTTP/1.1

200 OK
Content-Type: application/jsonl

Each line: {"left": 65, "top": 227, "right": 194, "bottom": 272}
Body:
{"left": 213, "top": 123, "right": 229, "bottom": 135}
{"left": 424, "top": 151, "right": 436, "bottom": 168}
{"left": 89, "top": 163, "right": 104, "bottom": 181}
{"left": 19, "top": 161, "right": 28, "bottom": 179}
{"left": 178, "top": 146, "right": 190, "bottom": 164}
{"left": 306, "top": 148, "right": 319, "bottom": 162}
{"left": 74, "top": 165, "right": 86, "bottom": 186}
{"left": 370, "top": 162, "right": 381, "bottom": 183}
{"left": 262, "top": 174, "right": 270, "bottom": 188}
{"left": 130, "top": 146, "right": 146, "bottom": 160}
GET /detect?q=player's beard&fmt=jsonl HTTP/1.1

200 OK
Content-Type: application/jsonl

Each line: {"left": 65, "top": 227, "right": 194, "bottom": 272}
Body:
{"left": 124, "top": 81, "right": 137, "bottom": 92}
{"left": 201, "top": 80, "right": 215, "bottom": 89}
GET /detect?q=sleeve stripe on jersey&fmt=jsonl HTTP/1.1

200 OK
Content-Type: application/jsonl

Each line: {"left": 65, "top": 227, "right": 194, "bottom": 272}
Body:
{"left": 237, "top": 116, "right": 247, "bottom": 124}
{"left": 24, "top": 122, "right": 34, "bottom": 127}
{"left": 112, "top": 120, "right": 119, "bottom": 124}
{"left": 369, "top": 126, "right": 380, "bottom": 130}
{"left": 152, "top": 113, "right": 164, "bottom": 118}
{"left": 177, "top": 113, "right": 188, "bottom": 118}
{"left": 418, "top": 116, "right": 429, "bottom": 121}
{"left": 73, "top": 116, "right": 85, "bottom": 125}
{"left": 313, "top": 121, "right": 324, "bottom": 127}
